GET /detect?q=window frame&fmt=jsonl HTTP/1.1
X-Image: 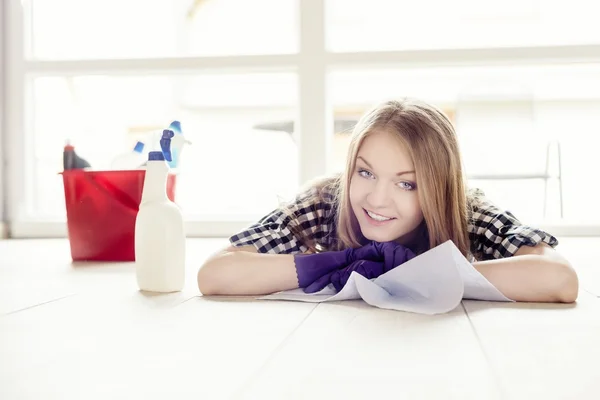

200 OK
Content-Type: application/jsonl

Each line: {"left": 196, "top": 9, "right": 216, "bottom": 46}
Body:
{"left": 0, "top": 0, "right": 6, "bottom": 237}
{"left": 4, "top": 0, "right": 600, "bottom": 238}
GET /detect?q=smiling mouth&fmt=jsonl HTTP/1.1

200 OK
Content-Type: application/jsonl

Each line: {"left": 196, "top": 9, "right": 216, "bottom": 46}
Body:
{"left": 364, "top": 208, "right": 395, "bottom": 222}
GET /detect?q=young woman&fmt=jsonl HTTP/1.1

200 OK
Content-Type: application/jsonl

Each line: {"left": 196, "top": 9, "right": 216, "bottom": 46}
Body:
{"left": 197, "top": 98, "right": 578, "bottom": 303}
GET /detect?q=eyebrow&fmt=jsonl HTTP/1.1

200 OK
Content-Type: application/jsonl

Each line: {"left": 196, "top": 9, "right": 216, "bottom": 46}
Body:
{"left": 357, "top": 156, "right": 415, "bottom": 177}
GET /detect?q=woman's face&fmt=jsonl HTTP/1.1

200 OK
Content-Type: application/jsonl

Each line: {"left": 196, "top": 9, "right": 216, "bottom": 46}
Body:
{"left": 349, "top": 130, "right": 424, "bottom": 244}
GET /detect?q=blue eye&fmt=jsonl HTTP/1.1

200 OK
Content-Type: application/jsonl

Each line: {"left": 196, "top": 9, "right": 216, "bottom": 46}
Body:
{"left": 357, "top": 168, "right": 373, "bottom": 179}
{"left": 357, "top": 167, "right": 416, "bottom": 191}
{"left": 397, "top": 181, "right": 416, "bottom": 191}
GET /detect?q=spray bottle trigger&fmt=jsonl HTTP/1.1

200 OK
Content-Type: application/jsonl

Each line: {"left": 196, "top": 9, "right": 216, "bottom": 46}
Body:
{"left": 160, "top": 130, "right": 174, "bottom": 162}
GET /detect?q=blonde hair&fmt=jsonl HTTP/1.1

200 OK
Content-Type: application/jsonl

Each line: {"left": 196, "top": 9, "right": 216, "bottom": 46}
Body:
{"left": 285, "top": 98, "right": 474, "bottom": 259}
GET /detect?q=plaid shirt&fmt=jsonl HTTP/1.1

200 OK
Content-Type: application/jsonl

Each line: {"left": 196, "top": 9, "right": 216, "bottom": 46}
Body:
{"left": 229, "top": 181, "right": 558, "bottom": 261}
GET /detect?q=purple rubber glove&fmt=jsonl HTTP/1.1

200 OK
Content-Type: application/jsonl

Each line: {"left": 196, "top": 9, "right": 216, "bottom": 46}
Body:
{"left": 303, "top": 241, "right": 417, "bottom": 293}
{"left": 293, "top": 242, "right": 389, "bottom": 291}
{"left": 370, "top": 241, "right": 417, "bottom": 272}
{"left": 330, "top": 260, "right": 387, "bottom": 292}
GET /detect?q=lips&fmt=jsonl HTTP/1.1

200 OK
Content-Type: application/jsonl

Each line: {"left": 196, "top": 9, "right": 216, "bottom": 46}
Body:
{"left": 363, "top": 208, "right": 396, "bottom": 225}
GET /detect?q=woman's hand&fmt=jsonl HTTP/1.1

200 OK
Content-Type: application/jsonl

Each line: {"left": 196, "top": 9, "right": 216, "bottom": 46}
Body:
{"left": 299, "top": 241, "right": 416, "bottom": 293}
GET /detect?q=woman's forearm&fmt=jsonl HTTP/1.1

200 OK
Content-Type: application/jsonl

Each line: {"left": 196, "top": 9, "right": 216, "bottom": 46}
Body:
{"left": 473, "top": 255, "right": 579, "bottom": 303}
{"left": 197, "top": 250, "right": 299, "bottom": 296}
{"left": 198, "top": 243, "right": 579, "bottom": 303}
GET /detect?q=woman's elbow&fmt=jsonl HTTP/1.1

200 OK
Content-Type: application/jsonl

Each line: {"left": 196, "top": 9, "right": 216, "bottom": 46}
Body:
{"left": 554, "top": 260, "right": 579, "bottom": 303}
{"left": 197, "top": 252, "right": 235, "bottom": 295}
{"left": 197, "top": 262, "right": 219, "bottom": 296}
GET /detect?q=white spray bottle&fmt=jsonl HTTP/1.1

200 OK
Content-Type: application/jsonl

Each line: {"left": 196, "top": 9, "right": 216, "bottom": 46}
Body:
{"left": 134, "top": 129, "right": 185, "bottom": 293}
{"left": 111, "top": 141, "right": 146, "bottom": 170}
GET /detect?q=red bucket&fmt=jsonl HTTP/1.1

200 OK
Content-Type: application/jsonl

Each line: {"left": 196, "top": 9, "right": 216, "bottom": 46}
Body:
{"left": 61, "top": 169, "right": 177, "bottom": 262}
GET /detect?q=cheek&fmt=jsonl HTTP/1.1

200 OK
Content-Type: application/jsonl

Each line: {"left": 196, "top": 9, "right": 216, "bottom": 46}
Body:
{"left": 349, "top": 179, "right": 372, "bottom": 209}
{"left": 348, "top": 178, "right": 361, "bottom": 205}
{"left": 395, "top": 194, "right": 423, "bottom": 219}
{"left": 412, "top": 200, "right": 424, "bottom": 222}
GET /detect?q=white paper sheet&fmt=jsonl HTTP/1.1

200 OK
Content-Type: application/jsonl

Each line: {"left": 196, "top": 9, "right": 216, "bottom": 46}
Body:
{"left": 258, "top": 240, "right": 513, "bottom": 314}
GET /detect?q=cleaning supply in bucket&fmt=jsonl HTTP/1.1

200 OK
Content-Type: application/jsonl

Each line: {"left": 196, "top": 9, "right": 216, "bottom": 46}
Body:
{"left": 111, "top": 141, "right": 146, "bottom": 170}
{"left": 167, "top": 120, "right": 191, "bottom": 169}
{"left": 63, "top": 141, "right": 91, "bottom": 170}
{"left": 134, "top": 129, "right": 185, "bottom": 292}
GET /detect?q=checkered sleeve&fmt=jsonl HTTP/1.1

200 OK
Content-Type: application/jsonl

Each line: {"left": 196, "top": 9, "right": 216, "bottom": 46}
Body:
{"left": 228, "top": 187, "right": 333, "bottom": 254}
{"left": 468, "top": 192, "right": 558, "bottom": 260}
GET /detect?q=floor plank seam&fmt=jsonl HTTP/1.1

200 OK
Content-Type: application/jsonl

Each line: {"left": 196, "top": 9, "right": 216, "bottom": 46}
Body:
{"left": 173, "top": 295, "right": 201, "bottom": 307}
{"left": 1, "top": 293, "right": 76, "bottom": 317}
{"left": 581, "top": 287, "right": 599, "bottom": 298}
{"left": 228, "top": 303, "right": 320, "bottom": 400}
{"left": 461, "top": 302, "right": 508, "bottom": 400}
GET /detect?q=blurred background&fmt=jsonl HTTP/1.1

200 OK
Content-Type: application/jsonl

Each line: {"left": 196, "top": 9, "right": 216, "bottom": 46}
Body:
{"left": 2, "top": 0, "right": 600, "bottom": 238}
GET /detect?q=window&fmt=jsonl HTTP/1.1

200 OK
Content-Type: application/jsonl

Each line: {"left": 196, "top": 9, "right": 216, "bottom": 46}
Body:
{"left": 326, "top": 0, "right": 600, "bottom": 52}
{"left": 31, "top": 73, "right": 298, "bottom": 221}
{"left": 328, "top": 64, "right": 600, "bottom": 224}
{"left": 29, "top": 0, "right": 298, "bottom": 59}
{"left": 5, "top": 0, "right": 600, "bottom": 237}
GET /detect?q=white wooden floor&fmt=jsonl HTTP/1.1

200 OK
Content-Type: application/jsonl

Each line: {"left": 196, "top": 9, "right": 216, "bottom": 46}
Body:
{"left": 1, "top": 237, "right": 599, "bottom": 400}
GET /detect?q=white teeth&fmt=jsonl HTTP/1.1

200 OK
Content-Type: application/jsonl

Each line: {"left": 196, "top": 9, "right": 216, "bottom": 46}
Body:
{"left": 366, "top": 210, "right": 392, "bottom": 221}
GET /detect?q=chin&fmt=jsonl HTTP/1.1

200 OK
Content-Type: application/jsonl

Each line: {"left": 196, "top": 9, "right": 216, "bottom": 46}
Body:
{"left": 360, "top": 226, "right": 399, "bottom": 243}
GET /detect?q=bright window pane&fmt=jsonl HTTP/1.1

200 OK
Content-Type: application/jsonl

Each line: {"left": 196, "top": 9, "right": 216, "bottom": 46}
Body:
{"left": 30, "top": 73, "right": 298, "bottom": 221}
{"left": 326, "top": 0, "right": 600, "bottom": 52}
{"left": 328, "top": 64, "right": 600, "bottom": 224}
{"left": 29, "top": 0, "right": 298, "bottom": 59}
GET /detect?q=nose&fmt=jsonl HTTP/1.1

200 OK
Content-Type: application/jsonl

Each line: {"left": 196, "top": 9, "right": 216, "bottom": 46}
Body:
{"left": 366, "top": 180, "right": 391, "bottom": 208}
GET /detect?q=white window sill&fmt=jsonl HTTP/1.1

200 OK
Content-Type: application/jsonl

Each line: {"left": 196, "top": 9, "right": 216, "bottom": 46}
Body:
{"left": 7, "top": 220, "right": 254, "bottom": 239}
{"left": 6, "top": 219, "right": 600, "bottom": 239}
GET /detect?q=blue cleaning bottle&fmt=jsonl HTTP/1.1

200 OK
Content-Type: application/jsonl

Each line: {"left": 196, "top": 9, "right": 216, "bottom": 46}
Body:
{"left": 134, "top": 130, "right": 185, "bottom": 292}
{"left": 167, "top": 120, "right": 191, "bottom": 169}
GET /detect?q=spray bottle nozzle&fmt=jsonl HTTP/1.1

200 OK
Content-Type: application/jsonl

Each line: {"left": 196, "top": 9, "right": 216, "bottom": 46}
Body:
{"left": 169, "top": 121, "right": 181, "bottom": 134}
{"left": 160, "top": 129, "right": 174, "bottom": 162}
{"left": 133, "top": 141, "right": 145, "bottom": 153}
